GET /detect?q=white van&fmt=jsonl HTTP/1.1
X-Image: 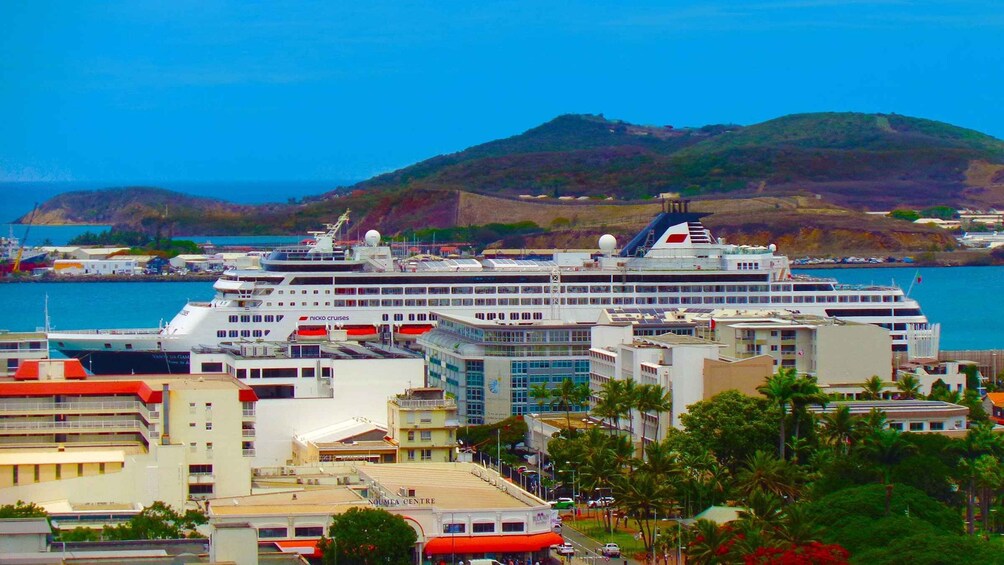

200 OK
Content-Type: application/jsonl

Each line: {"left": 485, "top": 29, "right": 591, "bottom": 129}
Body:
{"left": 467, "top": 560, "right": 504, "bottom": 565}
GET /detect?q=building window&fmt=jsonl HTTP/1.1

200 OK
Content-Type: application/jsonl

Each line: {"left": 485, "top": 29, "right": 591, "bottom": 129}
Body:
{"left": 472, "top": 523, "right": 495, "bottom": 533}
{"left": 421, "top": 449, "right": 432, "bottom": 461}
{"left": 189, "top": 464, "right": 213, "bottom": 474}
{"left": 258, "top": 527, "right": 288, "bottom": 538}
{"left": 295, "top": 526, "right": 325, "bottom": 537}
{"left": 909, "top": 422, "right": 924, "bottom": 431}
{"left": 443, "top": 523, "right": 465, "bottom": 534}
{"left": 408, "top": 431, "right": 415, "bottom": 441}
{"left": 205, "top": 422, "right": 213, "bottom": 431}
{"left": 408, "top": 450, "right": 415, "bottom": 461}
{"left": 889, "top": 422, "right": 903, "bottom": 431}
{"left": 929, "top": 421, "right": 945, "bottom": 431}
{"left": 502, "top": 522, "right": 525, "bottom": 532}
{"left": 420, "top": 431, "right": 432, "bottom": 441}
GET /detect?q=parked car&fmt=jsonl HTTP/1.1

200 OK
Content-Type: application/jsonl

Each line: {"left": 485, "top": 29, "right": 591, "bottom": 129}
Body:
{"left": 556, "top": 543, "right": 575, "bottom": 556}
{"left": 587, "top": 496, "right": 615, "bottom": 508}
{"left": 600, "top": 543, "right": 621, "bottom": 558}
{"left": 550, "top": 497, "right": 575, "bottom": 509}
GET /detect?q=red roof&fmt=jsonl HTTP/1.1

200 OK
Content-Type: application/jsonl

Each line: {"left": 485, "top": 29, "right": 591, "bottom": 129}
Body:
{"left": 14, "top": 359, "right": 89, "bottom": 380}
{"left": 423, "top": 532, "right": 564, "bottom": 555}
{"left": 0, "top": 380, "right": 161, "bottom": 403}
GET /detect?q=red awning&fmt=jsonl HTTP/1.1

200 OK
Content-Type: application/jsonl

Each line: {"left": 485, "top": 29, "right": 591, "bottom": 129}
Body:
{"left": 273, "top": 539, "right": 322, "bottom": 558}
{"left": 396, "top": 325, "right": 435, "bottom": 335}
{"left": 345, "top": 325, "right": 378, "bottom": 336}
{"left": 423, "top": 532, "right": 563, "bottom": 555}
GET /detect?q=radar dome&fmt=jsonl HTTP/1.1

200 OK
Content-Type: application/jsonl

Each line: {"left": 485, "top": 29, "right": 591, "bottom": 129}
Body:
{"left": 365, "top": 230, "right": 381, "bottom": 246}
{"left": 598, "top": 234, "right": 617, "bottom": 254}
{"left": 768, "top": 244, "right": 777, "bottom": 252}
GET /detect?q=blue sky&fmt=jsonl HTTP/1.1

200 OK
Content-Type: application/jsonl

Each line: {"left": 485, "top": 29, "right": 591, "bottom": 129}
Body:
{"left": 2, "top": 1, "right": 1002, "bottom": 183}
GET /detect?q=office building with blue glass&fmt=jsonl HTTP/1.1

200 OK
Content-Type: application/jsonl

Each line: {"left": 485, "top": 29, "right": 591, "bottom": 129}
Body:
{"left": 418, "top": 314, "right": 591, "bottom": 425}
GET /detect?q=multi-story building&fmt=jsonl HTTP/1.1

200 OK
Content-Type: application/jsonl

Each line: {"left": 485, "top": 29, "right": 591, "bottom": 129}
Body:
{"left": 807, "top": 400, "right": 968, "bottom": 436}
{"left": 209, "top": 462, "right": 561, "bottom": 563}
{"left": 419, "top": 314, "right": 592, "bottom": 424}
{"left": 387, "top": 388, "right": 459, "bottom": 463}
{"left": 702, "top": 312, "right": 892, "bottom": 394}
{"left": 590, "top": 324, "right": 774, "bottom": 444}
{"left": 0, "top": 359, "right": 256, "bottom": 510}
{"left": 190, "top": 338, "right": 424, "bottom": 466}
{"left": 0, "top": 332, "right": 47, "bottom": 378}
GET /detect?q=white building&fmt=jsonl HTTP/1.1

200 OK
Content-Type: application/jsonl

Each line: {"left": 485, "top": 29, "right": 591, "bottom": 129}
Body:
{"left": 0, "top": 332, "right": 48, "bottom": 378}
{"left": 53, "top": 258, "right": 139, "bottom": 276}
{"left": 190, "top": 338, "right": 425, "bottom": 466}
{"left": 590, "top": 325, "right": 774, "bottom": 443}
{"left": 807, "top": 400, "right": 968, "bottom": 436}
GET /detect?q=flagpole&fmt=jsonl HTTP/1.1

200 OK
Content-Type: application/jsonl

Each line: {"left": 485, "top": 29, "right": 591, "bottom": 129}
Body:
{"left": 906, "top": 269, "right": 921, "bottom": 297}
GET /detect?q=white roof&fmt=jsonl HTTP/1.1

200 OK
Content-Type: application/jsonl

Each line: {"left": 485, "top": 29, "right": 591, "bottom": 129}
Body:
{"left": 0, "top": 449, "right": 125, "bottom": 466}
{"left": 296, "top": 417, "right": 387, "bottom": 443}
{"left": 0, "top": 518, "right": 51, "bottom": 535}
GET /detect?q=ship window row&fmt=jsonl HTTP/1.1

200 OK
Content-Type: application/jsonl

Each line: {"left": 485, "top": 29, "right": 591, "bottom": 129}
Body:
{"left": 282, "top": 273, "right": 770, "bottom": 285}
{"left": 274, "top": 283, "right": 795, "bottom": 296}
{"left": 218, "top": 330, "right": 269, "bottom": 338}
{"left": 227, "top": 315, "right": 283, "bottom": 323}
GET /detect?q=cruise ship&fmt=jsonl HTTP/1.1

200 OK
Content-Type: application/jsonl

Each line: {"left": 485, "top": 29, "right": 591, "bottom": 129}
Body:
{"left": 49, "top": 205, "right": 939, "bottom": 374}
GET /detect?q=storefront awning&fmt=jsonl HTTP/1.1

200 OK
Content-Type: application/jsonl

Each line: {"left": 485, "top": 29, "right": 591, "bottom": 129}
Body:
{"left": 273, "top": 540, "right": 322, "bottom": 558}
{"left": 423, "top": 532, "right": 564, "bottom": 554}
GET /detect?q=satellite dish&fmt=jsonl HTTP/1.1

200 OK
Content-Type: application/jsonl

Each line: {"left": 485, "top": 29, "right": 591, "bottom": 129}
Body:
{"left": 365, "top": 230, "right": 381, "bottom": 246}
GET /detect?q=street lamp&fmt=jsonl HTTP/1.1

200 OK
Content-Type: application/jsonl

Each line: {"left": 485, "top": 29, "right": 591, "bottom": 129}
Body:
{"left": 530, "top": 413, "right": 544, "bottom": 499}
{"left": 560, "top": 464, "right": 577, "bottom": 519}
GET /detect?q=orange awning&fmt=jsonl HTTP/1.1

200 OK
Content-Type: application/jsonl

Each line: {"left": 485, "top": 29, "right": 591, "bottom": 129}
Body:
{"left": 423, "top": 532, "right": 563, "bottom": 555}
{"left": 273, "top": 539, "right": 322, "bottom": 558}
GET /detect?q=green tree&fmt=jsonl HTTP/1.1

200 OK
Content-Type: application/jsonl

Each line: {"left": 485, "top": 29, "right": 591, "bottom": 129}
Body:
{"left": 0, "top": 500, "right": 47, "bottom": 518}
{"left": 859, "top": 375, "right": 886, "bottom": 400}
{"left": 895, "top": 374, "right": 922, "bottom": 399}
{"left": 888, "top": 209, "right": 920, "bottom": 222}
{"left": 102, "top": 501, "right": 206, "bottom": 540}
{"left": 681, "top": 390, "right": 778, "bottom": 470}
{"left": 956, "top": 423, "right": 1004, "bottom": 535}
{"left": 735, "top": 450, "right": 803, "bottom": 503}
{"left": 528, "top": 383, "right": 551, "bottom": 413}
{"left": 757, "top": 368, "right": 799, "bottom": 459}
{"left": 551, "top": 378, "right": 590, "bottom": 434}
{"left": 858, "top": 429, "right": 918, "bottom": 515}
{"left": 318, "top": 507, "right": 418, "bottom": 565}
{"left": 592, "top": 379, "right": 628, "bottom": 436}
{"left": 818, "top": 405, "right": 855, "bottom": 455}
{"left": 611, "top": 470, "right": 676, "bottom": 554}
{"left": 635, "top": 383, "right": 673, "bottom": 443}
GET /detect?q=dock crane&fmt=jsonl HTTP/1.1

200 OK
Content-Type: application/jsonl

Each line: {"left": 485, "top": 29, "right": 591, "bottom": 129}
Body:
{"left": 12, "top": 203, "right": 39, "bottom": 274}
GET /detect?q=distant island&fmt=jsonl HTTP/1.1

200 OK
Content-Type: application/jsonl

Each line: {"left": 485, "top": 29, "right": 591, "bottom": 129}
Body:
{"left": 16, "top": 112, "right": 1004, "bottom": 259}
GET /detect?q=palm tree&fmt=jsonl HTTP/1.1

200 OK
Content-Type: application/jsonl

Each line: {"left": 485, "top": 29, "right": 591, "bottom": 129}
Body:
{"left": 818, "top": 405, "right": 855, "bottom": 455}
{"left": 735, "top": 450, "right": 803, "bottom": 503}
{"left": 686, "top": 519, "right": 737, "bottom": 565}
{"left": 895, "top": 374, "right": 922, "bottom": 399}
{"left": 854, "top": 408, "right": 888, "bottom": 440}
{"left": 789, "top": 375, "right": 827, "bottom": 452}
{"left": 621, "top": 378, "right": 639, "bottom": 437}
{"left": 957, "top": 423, "right": 1003, "bottom": 535}
{"left": 593, "top": 379, "right": 626, "bottom": 436}
{"left": 528, "top": 383, "right": 551, "bottom": 413}
{"left": 757, "top": 367, "right": 798, "bottom": 459}
{"left": 636, "top": 383, "right": 673, "bottom": 444}
{"left": 736, "top": 488, "right": 783, "bottom": 531}
{"left": 773, "top": 504, "right": 824, "bottom": 546}
{"left": 860, "top": 375, "right": 886, "bottom": 400}
{"left": 551, "top": 378, "right": 590, "bottom": 434}
{"left": 859, "top": 428, "right": 918, "bottom": 515}
{"left": 611, "top": 469, "right": 676, "bottom": 554}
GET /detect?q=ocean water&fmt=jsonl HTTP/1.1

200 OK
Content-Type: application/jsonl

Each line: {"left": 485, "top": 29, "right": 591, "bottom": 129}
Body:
{"left": 0, "top": 180, "right": 359, "bottom": 247}
{"left": 0, "top": 266, "right": 1002, "bottom": 349}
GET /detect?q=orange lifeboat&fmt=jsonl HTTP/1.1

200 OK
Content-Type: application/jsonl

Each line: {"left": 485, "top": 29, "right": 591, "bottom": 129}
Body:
{"left": 394, "top": 324, "right": 434, "bottom": 341}
{"left": 344, "top": 325, "right": 379, "bottom": 340}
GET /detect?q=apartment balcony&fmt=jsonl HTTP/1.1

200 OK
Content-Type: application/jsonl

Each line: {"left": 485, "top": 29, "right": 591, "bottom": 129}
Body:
{"left": 0, "top": 400, "right": 155, "bottom": 420}
{"left": 242, "top": 409, "right": 256, "bottom": 419}
{"left": 242, "top": 429, "right": 256, "bottom": 438}
{"left": 242, "top": 448, "right": 256, "bottom": 457}
{"left": 0, "top": 419, "right": 149, "bottom": 437}
{"left": 391, "top": 398, "right": 457, "bottom": 410}
{"left": 188, "top": 474, "right": 215, "bottom": 484}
